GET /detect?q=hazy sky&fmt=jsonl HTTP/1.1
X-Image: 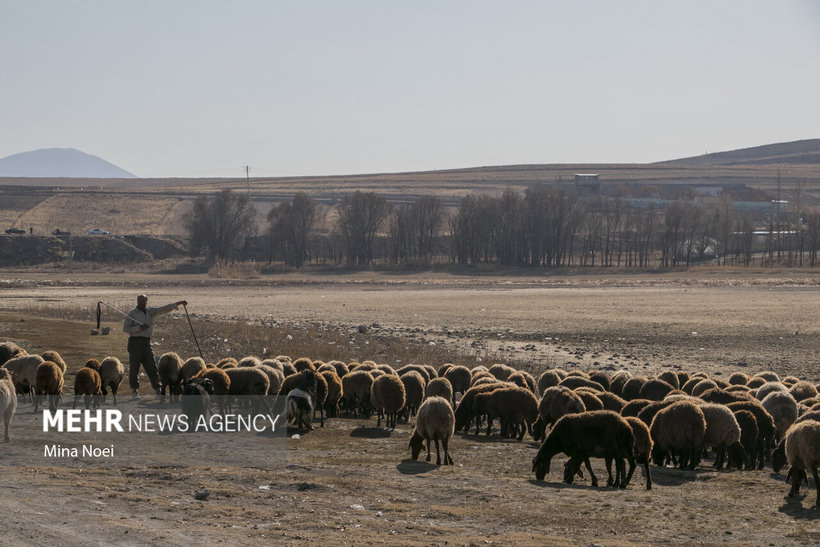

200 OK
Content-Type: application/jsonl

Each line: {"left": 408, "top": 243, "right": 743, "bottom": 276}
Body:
{"left": 2, "top": 1, "right": 819, "bottom": 178}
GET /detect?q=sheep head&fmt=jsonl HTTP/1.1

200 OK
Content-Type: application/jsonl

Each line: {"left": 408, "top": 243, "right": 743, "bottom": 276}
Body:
{"left": 409, "top": 430, "right": 425, "bottom": 461}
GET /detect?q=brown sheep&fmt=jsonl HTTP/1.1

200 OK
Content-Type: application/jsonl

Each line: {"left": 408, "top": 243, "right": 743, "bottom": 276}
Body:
{"left": 225, "top": 367, "right": 270, "bottom": 415}
{"left": 639, "top": 379, "right": 676, "bottom": 401}
{"left": 84, "top": 359, "right": 101, "bottom": 372}
{"left": 426, "top": 377, "right": 454, "bottom": 402}
{"left": 341, "top": 370, "right": 374, "bottom": 417}
{"left": 216, "top": 357, "right": 238, "bottom": 369}
{"left": 292, "top": 357, "right": 315, "bottom": 372}
{"left": 399, "top": 370, "right": 425, "bottom": 421}
{"left": 624, "top": 416, "right": 653, "bottom": 489}
{"left": 34, "top": 361, "right": 63, "bottom": 412}
{"left": 444, "top": 365, "right": 472, "bottom": 404}
{"left": 454, "top": 382, "right": 508, "bottom": 434}
{"left": 194, "top": 367, "right": 231, "bottom": 414}
{"left": 0, "top": 342, "right": 26, "bottom": 367}
{"left": 507, "top": 370, "right": 536, "bottom": 394}
{"left": 783, "top": 420, "right": 820, "bottom": 507}
{"left": 620, "top": 398, "right": 653, "bottom": 418}
{"left": 532, "top": 386, "right": 586, "bottom": 441}
{"left": 488, "top": 363, "right": 515, "bottom": 382}
{"left": 321, "top": 369, "right": 343, "bottom": 418}
{"left": 40, "top": 350, "right": 66, "bottom": 374}
{"left": 621, "top": 377, "right": 648, "bottom": 400}
{"left": 73, "top": 366, "right": 102, "bottom": 410}
{"left": 727, "top": 400, "right": 777, "bottom": 469}
{"left": 157, "top": 352, "right": 184, "bottom": 403}
{"left": 473, "top": 386, "right": 538, "bottom": 441}
{"left": 537, "top": 369, "right": 563, "bottom": 395}
{"left": 650, "top": 400, "right": 707, "bottom": 470}
{"left": 371, "top": 374, "right": 406, "bottom": 429}
{"left": 732, "top": 409, "right": 760, "bottom": 470}
{"left": 181, "top": 357, "right": 207, "bottom": 381}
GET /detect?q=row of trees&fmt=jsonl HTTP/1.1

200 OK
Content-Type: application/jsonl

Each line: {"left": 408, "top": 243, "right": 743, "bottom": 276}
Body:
{"left": 184, "top": 187, "right": 820, "bottom": 269}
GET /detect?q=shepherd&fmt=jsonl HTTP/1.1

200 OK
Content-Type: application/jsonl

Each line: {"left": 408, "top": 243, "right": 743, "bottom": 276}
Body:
{"left": 122, "top": 294, "right": 187, "bottom": 400}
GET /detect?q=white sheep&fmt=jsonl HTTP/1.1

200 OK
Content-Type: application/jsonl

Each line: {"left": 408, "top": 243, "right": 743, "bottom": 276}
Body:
{"left": 2, "top": 354, "right": 44, "bottom": 401}
{"left": 409, "top": 396, "right": 455, "bottom": 465}
{"left": 99, "top": 356, "right": 125, "bottom": 405}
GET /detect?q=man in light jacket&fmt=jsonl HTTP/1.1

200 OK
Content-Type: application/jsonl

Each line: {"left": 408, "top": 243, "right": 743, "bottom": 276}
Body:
{"left": 123, "top": 294, "right": 187, "bottom": 400}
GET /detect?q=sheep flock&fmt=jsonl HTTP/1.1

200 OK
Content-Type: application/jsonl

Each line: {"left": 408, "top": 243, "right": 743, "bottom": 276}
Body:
{"left": 2, "top": 340, "right": 820, "bottom": 509}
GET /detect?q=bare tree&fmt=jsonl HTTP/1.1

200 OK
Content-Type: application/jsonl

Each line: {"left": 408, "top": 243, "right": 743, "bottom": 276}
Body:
{"left": 267, "top": 192, "right": 317, "bottom": 268}
{"left": 337, "top": 191, "right": 393, "bottom": 266}
{"left": 184, "top": 190, "right": 257, "bottom": 264}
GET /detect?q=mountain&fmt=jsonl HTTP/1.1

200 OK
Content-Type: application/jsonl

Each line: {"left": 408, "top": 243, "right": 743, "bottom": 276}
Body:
{"left": 657, "top": 138, "right": 820, "bottom": 167}
{"left": 0, "top": 148, "right": 137, "bottom": 178}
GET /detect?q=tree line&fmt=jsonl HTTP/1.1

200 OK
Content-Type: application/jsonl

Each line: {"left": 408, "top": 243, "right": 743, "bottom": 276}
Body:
{"left": 184, "top": 187, "right": 820, "bottom": 269}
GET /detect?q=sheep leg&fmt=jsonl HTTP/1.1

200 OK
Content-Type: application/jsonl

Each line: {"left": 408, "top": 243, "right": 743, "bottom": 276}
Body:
{"left": 811, "top": 466, "right": 820, "bottom": 507}
{"left": 516, "top": 420, "right": 525, "bottom": 442}
{"left": 623, "top": 456, "right": 636, "bottom": 488}
{"left": 643, "top": 459, "right": 652, "bottom": 490}
{"left": 433, "top": 438, "right": 442, "bottom": 466}
{"left": 616, "top": 457, "right": 627, "bottom": 489}
{"left": 84, "top": 394, "right": 91, "bottom": 410}
{"left": 425, "top": 437, "right": 432, "bottom": 463}
{"left": 72, "top": 393, "right": 79, "bottom": 409}
{"left": 443, "top": 437, "right": 453, "bottom": 465}
{"left": 583, "top": 457, "right": 598, "bottom": 487}
{"left": 788, "top": 467, "right": 804, "bottom": 498}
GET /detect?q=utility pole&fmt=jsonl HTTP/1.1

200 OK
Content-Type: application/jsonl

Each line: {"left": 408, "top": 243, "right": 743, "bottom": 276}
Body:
{"left": 244, "top": 165, "right": 251, "bottom": 198}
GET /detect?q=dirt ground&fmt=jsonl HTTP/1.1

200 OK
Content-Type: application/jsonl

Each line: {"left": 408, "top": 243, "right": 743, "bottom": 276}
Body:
{"left": 1, "top": 269, "right": 819, "bottom": 545}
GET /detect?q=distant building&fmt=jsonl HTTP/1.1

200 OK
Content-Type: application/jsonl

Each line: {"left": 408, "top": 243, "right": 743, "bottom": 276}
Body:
{"left": 574, "top": 173, "right": 600, "bottom": 193}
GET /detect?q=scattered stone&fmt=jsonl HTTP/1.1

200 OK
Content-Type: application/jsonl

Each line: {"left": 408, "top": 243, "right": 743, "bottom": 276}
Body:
{"left": 194, "top": 489, "right": 210, "bottom": 501}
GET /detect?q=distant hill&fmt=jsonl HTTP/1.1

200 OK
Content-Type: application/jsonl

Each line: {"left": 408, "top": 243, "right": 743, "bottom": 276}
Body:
{"left": 0, "top": 148, "right": 137, "bottom": 178}
{"left": 658, "top": 139, "right": 820, "bottom": 167}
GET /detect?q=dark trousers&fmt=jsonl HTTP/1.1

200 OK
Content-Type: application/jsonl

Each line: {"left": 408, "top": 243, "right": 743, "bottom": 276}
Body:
{"left": 127, "top": 337, "right": 160, "bottom": 390}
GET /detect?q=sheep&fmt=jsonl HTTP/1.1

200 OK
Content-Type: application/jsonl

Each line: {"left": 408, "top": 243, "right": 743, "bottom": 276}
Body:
{"left": 597, "top": 391, "right": 627, "bottom": 413}
{"left": 409, "top": 396, "right": 455, "bottom": 466}
{"left": 574, "top": 389, "right": 604, "bottom": 412}
{"left": 377, "top": 364, "right": 397, "bottom": 376}
{"left": 260, "top": 358, "right": 284, "bottom": 374}
{"left": 396, "top": 364, "right": 431, "bottom": 383}
{"left": 472, "top": 376, "right": 499, "bottom": 388}
{"left": 157, "top": 352, "right": 184, "bottom": 403}
{"left": 454, "top": 382, "right": 508, "bottom": 434}
{"left": 399, "top": 370, "right": 426, "bottom": 421}
{"left": 559, "top": 376, "right": 604, "bottom": 392}
{"left": 746, "top": 376, "right": 767, "bottom": 389}
{"left": 621, "top": 377, "right": 648, "bottom": 400}
{"left": 656, "top": 371, "right": 680, "bottom": 390}
{"left": 286, "top": 369, "right": 318, "bottom": 430}
{"left": 470, "top": 371, "right": 495, "bottom": 387}
{"left": 589, "top": 371, "right": 612, "bottom": 391}
{"left": 681, "top": 377, "right": 702, "bottom": 395}
{"left": 216, "top": 357, "right": 238, "bottom": 369}
{"left": 0, "top": 341, "right": 26, "bottom": 366}
{"left": 0, "top": 368, "right": 17, "bottom": 442}
{"left": 99, "top": 356, "right": 125, "bottom": 405}
{"left": 537, "top": 370, "right": 563, "bottom": 395}
{"left": 321, "top": 369, "right": 343, "bottom": 418}
{"left": 473, "top": 386, "right": 538, "bottom": 440}
{"left": 371, "top": 374, "right": 406, "bottom": 429}
{"left": 40, "top": 350, "right": 66, "bottom": 374}
{"left": 691, "top": 379, "right": 719, "bottom": 398}
{"left": 698, "top": 403, "right": 745, "bottom": 469}
{"left": 181, "top": 378, "right": 215, "bottom": 428}
{"left": 444, "top": 365, "right": 471, "bottom": 404}
{"left": 257, "top": 364, "right": 284, "bottom": 397}
{"left": 329, "top": 360, "right": 349, "bottom": 378}
{"left": 729, "top": 372, "right": 750, "bottom": 385}
{"left": 699, "top": 387, "right": 752, "bottom": 405}
{"left": 84, "top": 359, "right": 101, "bottom": 372}
{"left": 783, "top": 420, "right": 820, "bottom": 506}
{"left": 755, "top": 371, "right": 780, "bottom": 383}
{"left": 341, "top": 370, "right": 374, "bottom": 417}
{"left": 649, "top": 400, "right": 707, "bottom": 470}
{"left": 73, "top": 366, "right": 102, "bottom": 410}
{"left": 33, "top": 361, "right": 63, "bottom": 412}
{"left": 181, "top": 357, "right": 207, "bottom": 381}
{"left": 532, "top": 410, "right": 636, "bottom": 489}
{"left": 789, "top": 381, "right": 818, "bottom": 403}
{"left": 488, "top": 363, "right": 515, "bottom": 382}
{"left": 507, "top": 370, "right": 536, "bottom": 394}
{"left": 609, "top": 370, "right": 633, "bottom": 398}
{"left": 639, "top": 379, "right": 676, "bottom": 401}
{"left": 237, "top": 355, "right": 263, "bottom": 368}
{"left": 733, "top": 409, "right": 760, "bottom": 470}
{"left": 624, "top": 416, "right": 653, "bottom": 489}
{"left": 532, "top": 386, "right": 586, "bottom": 441}
{"left": 727, "top": 401, "right": 777, "bottom": 469}
{"left": 636, "top": 399, "right": 677, "bottom": 428}
{"left": 292, "top": 357, "right": 315, "bottom": 372}
{"left": 781, "top": 375, "right": 799, "bottom": 387}
{"left": 620, "top": 399, "right": 653, "bottom": 418}
{"left": 193, "top": 367, "right": 231, "bottom": 414}
{"left": 225, "top": 367, "right": 270, "bottom": 415}
{"left": 426, "top": 377, "right": 453, "bottom": 402}
{"left": 761, "top": 390, "right": 799, "bottom": 442}
{"left": 2, "top": 353, "right": 44, "bottom": 401}
{"left": 438, "top": 363, "right": 455, "bottom": 378}
{"left": 317, "top": 363, "right": 336, "bottom": 374}
{"left": 754, "top": 381, "right": 788, "bottom": 402}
